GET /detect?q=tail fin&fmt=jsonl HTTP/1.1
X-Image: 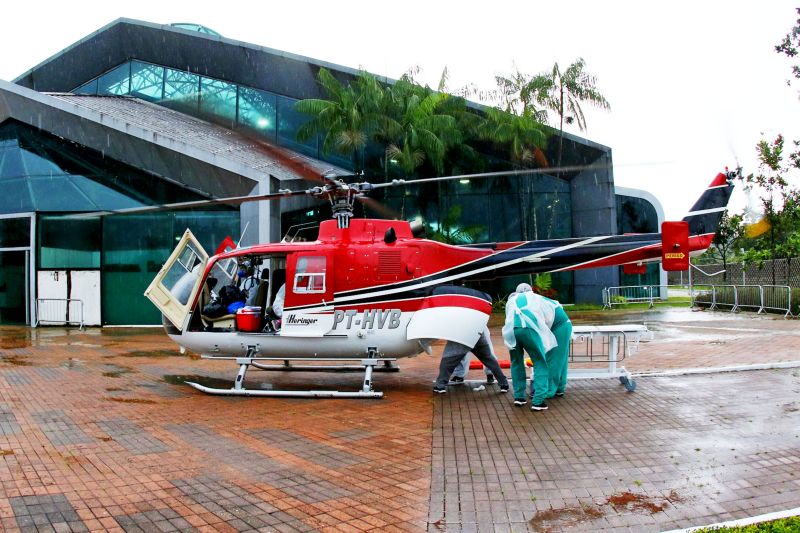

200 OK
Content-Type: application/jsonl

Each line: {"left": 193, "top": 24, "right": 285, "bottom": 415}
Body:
{"left": 681, "top": 170, "right": 737, "bottom": 236}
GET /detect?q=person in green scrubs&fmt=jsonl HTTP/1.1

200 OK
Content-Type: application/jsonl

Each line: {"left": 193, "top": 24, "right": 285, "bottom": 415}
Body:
{"left": 546, "top": 300, "right": 572, "bottom": 398}
{"left": 502, "top": 283, "right": 559, "bottom": 411}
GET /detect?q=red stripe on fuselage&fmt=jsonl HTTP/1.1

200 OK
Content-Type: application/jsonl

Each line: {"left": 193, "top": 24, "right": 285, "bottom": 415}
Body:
{"left": 333, "top": 294, "right": 492, "bottom": 315}
{"left": 566, "top": 234, "right": 715, "bottom": 271}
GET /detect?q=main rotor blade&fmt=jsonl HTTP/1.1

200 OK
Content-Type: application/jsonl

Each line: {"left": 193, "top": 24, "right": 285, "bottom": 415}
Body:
{"left": 368, "top": 162, "right": 609, "bottom": 190}
{"left": 63, "top": 188, "right": 308, "bottom": 218}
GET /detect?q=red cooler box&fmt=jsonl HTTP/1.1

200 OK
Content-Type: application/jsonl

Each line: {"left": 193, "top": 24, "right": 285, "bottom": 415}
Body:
{"left": 236, "top": 306, "right": 262, "bottom": 332}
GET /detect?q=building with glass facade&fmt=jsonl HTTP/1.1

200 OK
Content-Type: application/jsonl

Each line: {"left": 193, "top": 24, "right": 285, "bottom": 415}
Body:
{"left": 0, "top": 18, "right": 661, "bottom": 326}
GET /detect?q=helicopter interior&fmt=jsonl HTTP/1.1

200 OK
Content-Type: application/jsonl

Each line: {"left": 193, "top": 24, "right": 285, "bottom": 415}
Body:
{"left": 197, "top": 254, "right": 287, "bottom": 332}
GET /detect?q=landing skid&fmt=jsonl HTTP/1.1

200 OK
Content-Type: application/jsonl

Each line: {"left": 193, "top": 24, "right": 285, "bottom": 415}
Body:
{"left": 185, "top": 348, "right": 394, "bottom": 399}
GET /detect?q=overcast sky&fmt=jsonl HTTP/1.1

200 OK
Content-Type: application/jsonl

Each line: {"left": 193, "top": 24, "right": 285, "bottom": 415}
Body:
{"left": 2, "top": 1, "right": 799, "bottom": 220}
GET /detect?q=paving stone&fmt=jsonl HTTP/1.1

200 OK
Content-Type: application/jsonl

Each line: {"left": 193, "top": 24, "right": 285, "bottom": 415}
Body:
{"left": 95, "top": 417, "right": 170, "bottom": 455}
{"left": 1, "top": 309, "right": 798, "bottom": 531}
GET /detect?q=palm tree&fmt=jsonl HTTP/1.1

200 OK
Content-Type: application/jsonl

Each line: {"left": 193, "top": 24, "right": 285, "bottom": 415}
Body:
{"left": 493, "top": 68, "right": 549, "bottom": 122}
{"left": 525, "top": 58, "right": 610, "bottom": 166}
{"left": 381, "top": 70, "right": 461, "bottom": 176}
{"left": 295, "top": 68, "right": 385, "bottom": 171}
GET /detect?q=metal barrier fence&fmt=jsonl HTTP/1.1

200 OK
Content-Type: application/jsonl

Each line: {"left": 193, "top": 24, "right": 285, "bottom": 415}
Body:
{"left": 35, "top": 298, "right": 85, "bottom": 329}
{"left": 602, "top": 285, "right": 693, "bottom": 309}
{"left": 606, "top": 284, "right": 794, "bottom": 318}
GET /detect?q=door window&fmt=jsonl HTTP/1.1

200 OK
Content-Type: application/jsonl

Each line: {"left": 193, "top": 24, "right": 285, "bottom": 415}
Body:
{"left": 292, "top": 255, "right": 326, "bottom": 294}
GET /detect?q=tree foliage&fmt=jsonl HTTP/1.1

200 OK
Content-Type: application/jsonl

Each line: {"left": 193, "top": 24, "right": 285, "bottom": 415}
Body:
{"left": 775, "top": 7, "right": 800, "bottom": 84}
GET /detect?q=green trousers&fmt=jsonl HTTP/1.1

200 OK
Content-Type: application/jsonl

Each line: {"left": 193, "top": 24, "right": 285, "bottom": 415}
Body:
{"left": 509, "top": 327, "right": 549, "bottom": 405}
{"left": 547, "top": 307, "right": 572, "bottom": 397}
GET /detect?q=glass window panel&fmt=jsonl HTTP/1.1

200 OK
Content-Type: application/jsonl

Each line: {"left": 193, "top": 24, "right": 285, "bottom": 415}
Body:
{"left": 27, "top": 176, "right": 97, "bottom": 212}
{"left": 0, "top": 250, "right": 27, "bottom": 324}
{"left": 97, "top": 62, "right": 131, "bottom": 96}
{"left": 38, "top": 216, "right": 100, "bottom": 268}
{"left": 173, "top": 212, "right": 240, "bottom": 255}
{"left": 20, "top": 150, "right": 63, "bottom": 177}
{"left": 277, "top": 95, "right": 318, "bottom": 157}
{"left": 102, "top": 213, "right": 174, "bottom": 325}
{"left": 199, "top": 77, "right": 237, "bottom": 125}
{"left": 162, "top": 241, "right": 204, "bottom": 305}
{"left": 73, "top": 79, "right": 98, "bottom": 95}
{"left": 67, "top": 175, "right": 145, "bottom": 211}
{"left": 0, "top": 217, "right": 30, "bottom": 247}
{"left": 238, "top": 86, "right": 277, "bottom": 141}
{"left": 0, "top": 148, "right": 25, "bottom": 178}
{"left": 163, "top": 69, "right": 200, "bottom": 113}
{"left": 130, "top": 61, "right": 165, "bottom": 102}
{"left": 0, "top": 178, "right": 34, "bottom": 213}
{"left": 617, "top": 196, "right": 658, "bottom": 234}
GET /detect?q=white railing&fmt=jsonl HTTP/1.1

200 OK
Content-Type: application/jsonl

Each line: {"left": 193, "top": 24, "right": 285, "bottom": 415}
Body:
{"left": 602, "top": 285, "right": 693, "bottom": 309}
{"left": 35, "top": 298, "right": 85, "bottom": 329}
{"left": 605, "top": 284, "right": 794, "bottom": 318}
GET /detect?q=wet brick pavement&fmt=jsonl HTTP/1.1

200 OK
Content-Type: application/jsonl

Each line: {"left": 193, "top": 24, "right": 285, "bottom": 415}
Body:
{"left": 0, "top": 308, "right": 797, "bottom": 532}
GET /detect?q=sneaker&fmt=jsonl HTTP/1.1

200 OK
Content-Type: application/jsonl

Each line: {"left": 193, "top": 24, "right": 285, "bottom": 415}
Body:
{"left": 499, "top": 384, "right": 509, "bottom": 393}
{"left": 513, "top": 399, "right": 526, "bottom": 406}
{"left": 486, "top": 374, "right": 496, "bottom": 385}
{"left": 449, "top": 376, "right": 465, "bottom": 385}
{"left": 531, "top": 402, "right": 548, "bottom": 411}
{"left": 433, "top": 385, "right": 447, "bottom": 394}
{"left": 555, "top": 392, "right": 565, "bottom": 397}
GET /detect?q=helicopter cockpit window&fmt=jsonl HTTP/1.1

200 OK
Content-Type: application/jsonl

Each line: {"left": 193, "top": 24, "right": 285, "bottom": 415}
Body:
{"left": 293, "top": 255, "right": 326, "bottom": 293}
{"left": 208, "top": 257, "right": 236, "bottom": 289}
{"left": 161, "top": 242, "right": 204, "bottom": 305}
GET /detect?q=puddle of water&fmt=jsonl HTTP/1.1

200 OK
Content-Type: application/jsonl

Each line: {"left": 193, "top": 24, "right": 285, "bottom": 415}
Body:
{"left": 163, "top": 374, "right": 234, "bottom": 389}
{"left": 104, "top": 397, "right": 157, "bottom": 404}
{"left": 121, "top": 350, "right": 182, "bottom": 358}
{"left": 0, "top": 330, "right": 32, "bottom": 349}
{"left": 606, "top": 490, "right": 682, "bottom": 513}
{"left": 529, "top": 503, "right": 604, "bottom": 531}
{"left": 0, "top": 355, "right": 32, "bottom": 366}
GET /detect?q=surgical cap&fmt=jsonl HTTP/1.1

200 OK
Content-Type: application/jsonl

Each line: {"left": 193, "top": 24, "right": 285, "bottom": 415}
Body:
{"left": 515, "top": 282, "right": 533, "bottom": 293}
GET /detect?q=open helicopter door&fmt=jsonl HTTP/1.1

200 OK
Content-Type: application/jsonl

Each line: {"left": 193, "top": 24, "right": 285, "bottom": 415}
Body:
{"left": 144, "top": 229, "right": 208, "bottom": 331}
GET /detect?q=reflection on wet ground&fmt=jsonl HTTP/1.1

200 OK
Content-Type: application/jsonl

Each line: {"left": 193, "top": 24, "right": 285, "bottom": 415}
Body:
{"left": 0, "top": 308, "right": 797, "bottom": 531}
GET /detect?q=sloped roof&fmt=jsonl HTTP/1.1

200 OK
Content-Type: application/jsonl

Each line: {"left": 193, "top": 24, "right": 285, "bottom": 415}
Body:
{"left": 0, "top": 81, "right": 344, "bottom": 199}
{"left": 49, "top": 93, "right": 344, "bottom": 182}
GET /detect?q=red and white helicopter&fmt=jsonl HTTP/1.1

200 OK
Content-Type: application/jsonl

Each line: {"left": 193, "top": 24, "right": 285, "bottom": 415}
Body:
{"left": 135, "top": 166, "right": 737, "bottom": 398}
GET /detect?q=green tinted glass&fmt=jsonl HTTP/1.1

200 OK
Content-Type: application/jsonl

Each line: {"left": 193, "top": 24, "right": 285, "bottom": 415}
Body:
{"left": 38, "top": 216, "right": 100, "bottom": 268}
{"left": 97, "top": 63, "right": 130, "bottom": 95}
{"left": 0, "top": 121, "right": 209, "bottom": 213}
{"left": 0, "top": 217, "right": 30, "bottom": 248}
{"left": 73, "top": 79, "right": 98, "bottom": 95}
{"left": 130, "top": 61, "right": 165, "bottom": 102}
{"left": 238, "top": 87, "right": 277, "bottom": 140}
{"left": 277, "top": 95, "right": 317, "bottom": 157}
{"left": 0, "top": 250, "right": 27, "bottom": 324}
{"left": 102, "top": 214, "right": 173, "bottom": 325}
{"left": 199, "top": 77, "right": 237, "bottom": 125}
{"left": 163, "top": 68, "right": 200, "bottom": 113}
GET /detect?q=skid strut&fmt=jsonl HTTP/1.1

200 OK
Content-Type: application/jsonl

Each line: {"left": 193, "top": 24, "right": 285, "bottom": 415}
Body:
{"left": 185, "top": 348, "right": 392, "bottom": 398}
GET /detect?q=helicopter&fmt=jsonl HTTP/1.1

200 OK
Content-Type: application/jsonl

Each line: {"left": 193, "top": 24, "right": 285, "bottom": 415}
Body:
{"left": 135, "top": 165, "right": 737, "bottom": 398}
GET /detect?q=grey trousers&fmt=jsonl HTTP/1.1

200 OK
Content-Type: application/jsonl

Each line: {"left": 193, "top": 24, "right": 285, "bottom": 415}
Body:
{"left": 435, "top": 331, "right": 508, "bottom": 388}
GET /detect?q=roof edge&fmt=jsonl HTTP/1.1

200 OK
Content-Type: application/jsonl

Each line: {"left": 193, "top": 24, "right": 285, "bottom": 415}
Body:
{"left": 13, "top": 17, "right": 399, "bottom": 88}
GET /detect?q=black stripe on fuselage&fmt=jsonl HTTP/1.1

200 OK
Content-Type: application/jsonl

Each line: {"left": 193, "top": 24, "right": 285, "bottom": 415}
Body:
{"left": 284, "top": 233, "right": 662, "bottom": 312}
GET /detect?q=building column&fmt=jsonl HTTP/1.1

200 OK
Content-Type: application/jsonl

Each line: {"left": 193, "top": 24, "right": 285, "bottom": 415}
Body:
{"left": 239, "top": 175, "right": 281, "bottom": 246}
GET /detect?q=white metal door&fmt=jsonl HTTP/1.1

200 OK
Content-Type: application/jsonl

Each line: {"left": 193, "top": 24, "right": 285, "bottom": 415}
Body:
{"left": 37, "top": 270, "right": 68, "bottom": 325}
{"left": 70, "top": 271, "right": 101, "bottom": 326}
